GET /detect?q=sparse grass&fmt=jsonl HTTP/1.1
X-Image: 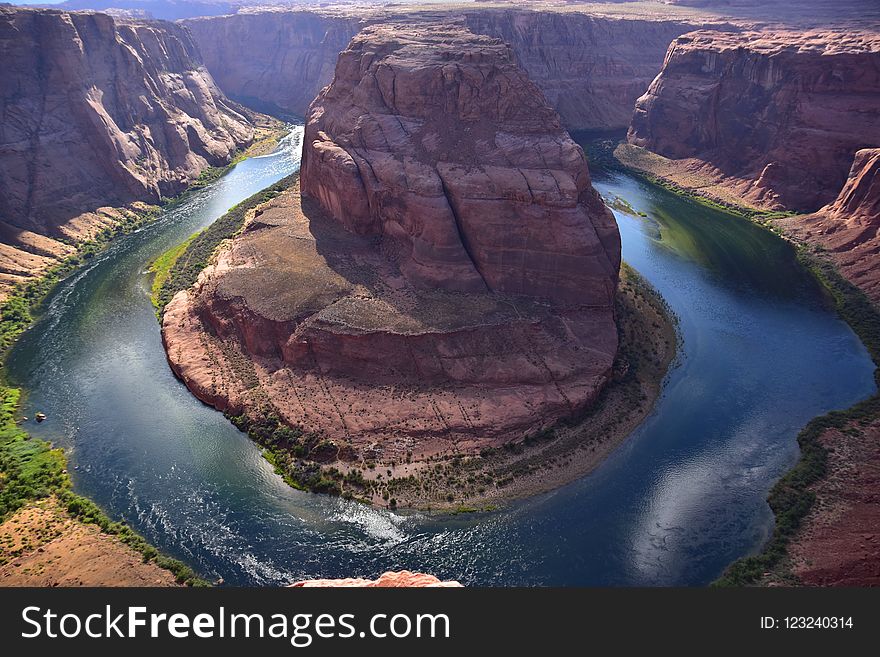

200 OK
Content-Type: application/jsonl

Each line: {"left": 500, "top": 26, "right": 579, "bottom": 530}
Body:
{"left": 153, "top": 173, "right": 297, "bottom": 316}
{"left": 229, "top": 410, "right": 371, "bottom": 500}
{"left": 0, "top": 149, "right": 266, "bottom": 584}
{"left": 0, "top": 387, "right": 66, "bottom": 520}
{"left": 149, "top": 233, "right": 197, "bottom": 309}
{"left": 362, "top": 262, "right": 678, "bottom": 509}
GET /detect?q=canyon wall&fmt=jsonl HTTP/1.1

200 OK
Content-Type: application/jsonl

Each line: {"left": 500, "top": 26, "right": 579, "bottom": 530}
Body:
{"left": 182, "top": 11, "right": 364, "bottom": 118}
{"left": 183, "top": 8, "right": 699, "bottom": 130}
{"left": 163, "top": 23, "right": 621, "bottom": 484}
{"left": 462, "top": 9, "right": 698, "bottom": 131}
{"left": 0, "top": 7, "right": 253, "bottom": 296}
{"left": 627, "top": 30, "right": 880, "bottom": 212}
{"left": 779, "top": 148, "right": 880, "bottom": 304}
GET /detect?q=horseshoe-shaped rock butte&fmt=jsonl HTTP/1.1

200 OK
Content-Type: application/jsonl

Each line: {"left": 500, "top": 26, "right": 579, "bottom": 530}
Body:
{"left": 162, "top": 23, "right": 621, "bottom": 479}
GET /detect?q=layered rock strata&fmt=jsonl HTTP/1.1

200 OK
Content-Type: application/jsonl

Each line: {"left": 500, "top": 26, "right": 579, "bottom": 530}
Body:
{"left": 163, "top": 24, "right": 620, "bottom": 468}
{"left": 0, "top": 7, "right": 253, "bottom": 297}
{"left": 462, "top": 9, "right": 699, "bottom": 130}
{"left": 182, "top": 10, "right": 363, "bottom": 118}
{"left": 627, "top": 29, "right": 880, "bottom": 212}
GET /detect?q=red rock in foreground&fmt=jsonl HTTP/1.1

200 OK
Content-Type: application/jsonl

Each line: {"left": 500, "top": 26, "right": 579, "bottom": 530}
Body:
{"left": 290, "top": 571, "right": 462, "bottom": 588}
{"left": 780, "top": 148, "right": 880, "bottom": 305}
{"left": 162, "top": 24, "right": 620, "bottom": 488}
{"left": 628, "top": 29, "right": 880, "bottom": 212}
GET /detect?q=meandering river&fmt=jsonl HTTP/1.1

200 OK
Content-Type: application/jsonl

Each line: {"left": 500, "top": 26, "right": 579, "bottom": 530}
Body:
{"left": 6, "top": 129, "right": 876, "bottom": 586}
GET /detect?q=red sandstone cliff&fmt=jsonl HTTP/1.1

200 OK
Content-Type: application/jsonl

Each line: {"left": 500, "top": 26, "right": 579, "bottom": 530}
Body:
{"left": 627, "top": 29, "right": 880, "bottom": 212}
{"left": 300, "top": 23, "right": 620, "bottom": 304}
{"left": 0, "top": 7, "right": 253, "bottom": 296}
{"left": 182, "top": 8, "right": 699, "bottom": 130}
{"left": 162, "top": 23, "right": 620, "bottom": 495}
{"left": 779, "top": 148, "right": 880, "bottom": 304}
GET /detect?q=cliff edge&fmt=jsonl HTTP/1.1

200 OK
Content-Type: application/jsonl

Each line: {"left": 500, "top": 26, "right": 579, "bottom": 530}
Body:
{"left": 779, "top": 148, "right": 880, "bottom": 305}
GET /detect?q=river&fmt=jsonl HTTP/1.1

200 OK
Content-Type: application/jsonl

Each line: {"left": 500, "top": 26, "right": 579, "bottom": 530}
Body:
{"left": 6, "top": 129, "right": 876, "bottom": 586}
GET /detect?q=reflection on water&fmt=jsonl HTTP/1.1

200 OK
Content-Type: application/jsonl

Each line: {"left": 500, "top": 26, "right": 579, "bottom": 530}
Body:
{"left": 6, "top": 134, "right": 876, "bottom": 585}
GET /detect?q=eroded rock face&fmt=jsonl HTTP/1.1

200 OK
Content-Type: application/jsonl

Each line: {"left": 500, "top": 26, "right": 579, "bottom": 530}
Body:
{"left": 0, "top": 7, "right": 253, "bottom": 295}
{"left": 628, "top": 30, "right": 880, "bottom": 212}
{"left": 301, "top": 24, "right": 620, "bottom": 305}
{"left": 779, "top": 148, "right": 880, "bottom": 304}
{"left": 463, "top": 10, "right": 699, "bottom": 131}
{"left": 290, "top": 571, "right": 462, "bottom": 587}
{"left": 163, "top": 24, "right": 620, "bottom": 472}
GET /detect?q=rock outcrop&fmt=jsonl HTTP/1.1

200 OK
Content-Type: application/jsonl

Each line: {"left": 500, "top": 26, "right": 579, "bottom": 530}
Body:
{"left": 627, "top": 29, "right": 880, "bottom": 212}
{"left": 162, "top": 24, "right": 620, "bottom": 478}
{"left": 183, "top": 8, "right": 700, "bottom": 130}
{"left": 290, "top": 571, "right": 462, "bottom": 587}
{"left": 779, "top": 148, "right": 880, "bottom": 304}
{"left": 300, "top": 24, "right": 620, "bottom": 304}
{"left": 0, "top": 7, "right": 253, "bottom": 297}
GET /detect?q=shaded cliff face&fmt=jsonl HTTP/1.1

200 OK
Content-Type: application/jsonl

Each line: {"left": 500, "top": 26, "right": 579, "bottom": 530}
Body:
{"left": 163, "top": 24, "right": 620, "bottom": 482}
{"left": 779, "top": 148, "right": 880, "bottom": 304}
{"left": 628, "top": 30, "right": 880, "bottom": 211}
{"left": 182, "top": 11, "right": 363, "bottom": 118}
{"left": 183, "top": 8, "right": 698, "bottom": 131}
{"left": 463, "top": 9, "right": 697, "bottom": 130}
{"left": 0, "top": 8, "right": 252, "bottom": 230}
{"left": 0, "top": 8, "right": 253, "bottom": 294}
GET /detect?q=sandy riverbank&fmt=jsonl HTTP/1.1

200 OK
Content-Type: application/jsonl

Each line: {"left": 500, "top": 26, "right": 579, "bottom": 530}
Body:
{"left": 0, "top": 497, "right": 181, "bottom": 587}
